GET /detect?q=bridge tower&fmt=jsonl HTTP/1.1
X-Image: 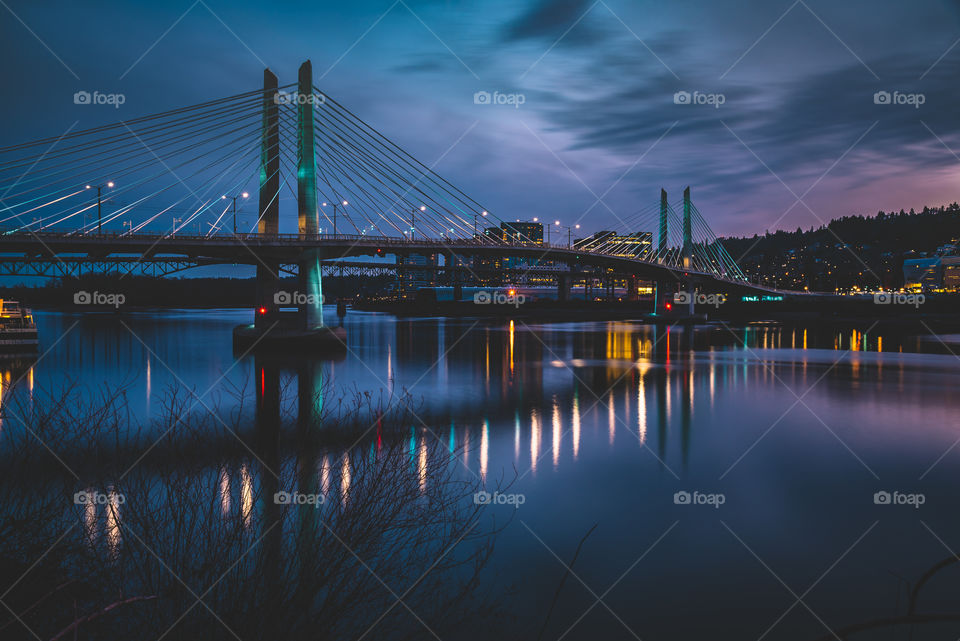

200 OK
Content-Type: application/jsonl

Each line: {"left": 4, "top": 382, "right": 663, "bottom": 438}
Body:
{"left": 255, "top": 69, "right": 281, "bottom": 329}
{"left": 682, "top": 186, "right": 693, "bottom": 269}
{"left": 297, "top": 60, "right": 323, "bottom": 329}
{"left": 658, "top": 188, "right": 668, "bottom": 257}
{"left": 682, "top": 186, "right": 695, "bottom": 314}
{"left": 234, "top": 64, "right": 345, "bottom": 352}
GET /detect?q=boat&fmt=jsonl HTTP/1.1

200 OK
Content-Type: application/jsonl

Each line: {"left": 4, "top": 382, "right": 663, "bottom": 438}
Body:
{"left": 0, "top": 300, "right": 38, "bottom": 352}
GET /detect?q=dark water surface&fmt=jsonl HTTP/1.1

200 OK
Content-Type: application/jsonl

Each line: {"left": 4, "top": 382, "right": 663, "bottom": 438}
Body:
{"left": 6, "top": 308, "right": 960, "bottom": 640}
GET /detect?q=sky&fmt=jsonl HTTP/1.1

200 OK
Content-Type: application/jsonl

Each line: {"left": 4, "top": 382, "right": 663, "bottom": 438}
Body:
{"left": 2, "top": 0, "right": 960, "bottom": 239}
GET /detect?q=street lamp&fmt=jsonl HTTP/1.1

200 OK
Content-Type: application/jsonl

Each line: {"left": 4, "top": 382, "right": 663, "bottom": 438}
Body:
{"left": 221, "top": 191, "right": 249, "bottom": 236}
{"left": 557, "top": 220, "right": 580, "bottom": 249}
{"left": 86, "top": 181, "right": 114, "bottom": 235}
{"left": 322, "top": 200, "right": 348, "bottom": 235}
{"left": 474, "top": 210, "right": 488, "bottom": 238}
{"left": 412, "top": 205, "right": 425, "bottom": 241}
{"left": 546, "top": 220, "right": 561, "bottom": 245}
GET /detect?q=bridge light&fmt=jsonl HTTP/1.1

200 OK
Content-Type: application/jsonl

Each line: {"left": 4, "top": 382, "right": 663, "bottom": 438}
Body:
{"left": 221, "top": 195, "right": 226, "bottom": 200}
{"left": 107, "top": 181, "right": 114, "bottom": 188}
{"left": 419, "top": 205, "right": 426, "bottom": 211}
{"left": 241, "top": 192, "right": 249, "bottom": 199}
{"left": 554, "top": 220, "right": 560, "bottom": 226}
{"left": 322, "top": 202, "right": 328, "bottom": 207}
{"left": 482, "top": 210, "right": 488, "bottom": 216}
{"left": 532, "top": 217, "right": 538, "bottom": 222}
{"left": 85, "top": 185, "right": 91, "bottom": 189}
{"left": 342, "top": 200, "right": 349, "bottom": 206}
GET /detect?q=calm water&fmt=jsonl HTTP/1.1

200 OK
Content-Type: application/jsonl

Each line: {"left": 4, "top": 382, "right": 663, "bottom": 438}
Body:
{"left": 5, "top": 308, "right": 960, "bottom": 640}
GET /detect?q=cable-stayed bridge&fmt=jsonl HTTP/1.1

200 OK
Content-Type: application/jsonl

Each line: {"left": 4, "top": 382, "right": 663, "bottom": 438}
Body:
{"left": 0, "top": 60, "right": 792, "bottom": 339}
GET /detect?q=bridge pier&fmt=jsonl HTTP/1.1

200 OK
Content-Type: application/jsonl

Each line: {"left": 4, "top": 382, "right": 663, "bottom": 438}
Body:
{"left": 557, "top": 273, "right": 571, "bottom": 302}
{"left": 628, "top": 275, "right": 639, "bottom": 302}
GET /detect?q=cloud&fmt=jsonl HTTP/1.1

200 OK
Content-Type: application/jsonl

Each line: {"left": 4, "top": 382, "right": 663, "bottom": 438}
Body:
{"left": 502, "top": 0, "right": 605, "bottom": 45}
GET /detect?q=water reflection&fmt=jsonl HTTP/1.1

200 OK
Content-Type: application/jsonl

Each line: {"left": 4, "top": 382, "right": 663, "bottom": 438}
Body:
{"left": 8, "top": 311, "right": 960, "bottom": 640}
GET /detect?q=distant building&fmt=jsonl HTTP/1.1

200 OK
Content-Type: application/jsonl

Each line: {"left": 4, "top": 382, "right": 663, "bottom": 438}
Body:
{"left": 942, "top": 256, "right": 960, "bottom": 291}
{"left": 501, "top": 221, "right": 543, "bottom": 245}
{"left": 399, "top": 253, "right": 437, "bottom": 290}
{"left": 903, "top": 257, "right": 940, "bottom": 291}
{"left": 484, "top": 226, "right": 505, "bottom": 242}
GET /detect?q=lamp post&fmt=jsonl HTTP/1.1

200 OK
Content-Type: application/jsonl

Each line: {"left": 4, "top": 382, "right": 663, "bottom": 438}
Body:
{"left": 172, "top": 217, "right": 181, "bottom": 237}
{"left": 412, "top": 205, "right": 425, "bottom": 241}
{"left": 547, "top": 220, "right": 561, "bottom": 246}
{"left": 562, "top": 223, "right": 580, "bottom": 248}
{"left": 473, "top": 210, "right": 488, "bottom": 238}
{"left": 222, "top": 191, "right": 249, "bottom": 235}
{"left": 323, "top": 200, "right": 348, "bottom": 236}
{"left": 86, "top": 181, "right": 114, "bottom": 235}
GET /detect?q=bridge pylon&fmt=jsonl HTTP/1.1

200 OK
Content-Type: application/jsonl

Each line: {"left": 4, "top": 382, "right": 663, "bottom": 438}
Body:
{"left": 658, "top": 189, "right": 668, "bottom": 259}
{"left": 255, "top": 68, "right": 281, "bottom": 330}
{"left": 682, "top": 186, "right": 692, "bottom": 269}
{"left": 234, "top": 63, "right": 344, "bottom": 352}
{"left": 297, "top": 60, "right": 323, "bottom": 329}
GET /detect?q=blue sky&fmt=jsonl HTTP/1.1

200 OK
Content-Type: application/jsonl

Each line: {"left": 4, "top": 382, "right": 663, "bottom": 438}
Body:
{"left": 2, "top": 0, "right": 960, "bottom": 239}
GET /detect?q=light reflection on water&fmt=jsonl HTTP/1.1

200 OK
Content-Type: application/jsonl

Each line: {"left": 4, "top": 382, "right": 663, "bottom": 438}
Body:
{"left": 6, "top": 309, "right": 960, "bottom": 639}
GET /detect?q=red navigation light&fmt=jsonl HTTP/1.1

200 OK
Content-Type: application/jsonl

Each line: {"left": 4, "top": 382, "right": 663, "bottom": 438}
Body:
{"left": 508, "top": 289, "right": 516, "bottom": 296}
{"left": 665, "top": 302, "right": 672, "bottom": 311}
{"left": 258, "top": 307, "right": 267, "bottom": 315}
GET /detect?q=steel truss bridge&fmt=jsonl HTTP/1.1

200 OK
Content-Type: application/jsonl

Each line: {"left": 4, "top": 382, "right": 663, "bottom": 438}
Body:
{"left": 0, "top": 60, "right": 798, "bottom": 326}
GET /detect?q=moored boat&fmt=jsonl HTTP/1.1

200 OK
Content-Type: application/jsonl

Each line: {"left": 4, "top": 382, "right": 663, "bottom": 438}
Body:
{"left": 0, "top": 300, "right": 38, "bottom": 352}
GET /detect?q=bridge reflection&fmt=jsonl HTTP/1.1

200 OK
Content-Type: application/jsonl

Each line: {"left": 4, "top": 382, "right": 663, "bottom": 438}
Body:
{"left": 43, "top": 316, "right": 951, "bottom": 566}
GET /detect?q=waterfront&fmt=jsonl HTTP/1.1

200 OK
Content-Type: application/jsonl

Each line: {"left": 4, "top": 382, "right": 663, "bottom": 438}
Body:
{"left": 2, "top": 308, "right": 960, "bottom": 639}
